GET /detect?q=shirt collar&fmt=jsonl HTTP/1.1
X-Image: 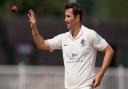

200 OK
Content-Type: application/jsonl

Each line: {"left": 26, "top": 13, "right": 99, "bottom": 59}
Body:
{"left": 68, "top": 25, "right": 84, "bottom": 40}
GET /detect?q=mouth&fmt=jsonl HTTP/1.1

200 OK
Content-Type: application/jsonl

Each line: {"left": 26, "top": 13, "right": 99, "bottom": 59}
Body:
{"left": 65, "top": 22, "right": 71, "bottom": 29}
{"left": 66, "top": 23, "right": 70, "bottom": 26}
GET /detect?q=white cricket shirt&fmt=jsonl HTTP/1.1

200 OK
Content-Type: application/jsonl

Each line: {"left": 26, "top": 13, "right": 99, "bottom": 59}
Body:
{"left": 47, "top": 25, "right": 108, "bottom": 89}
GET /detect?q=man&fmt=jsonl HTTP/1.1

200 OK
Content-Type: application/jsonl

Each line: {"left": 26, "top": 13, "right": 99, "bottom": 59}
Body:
{"left": 27, "top": 2, "right": 114, "bottom": 89}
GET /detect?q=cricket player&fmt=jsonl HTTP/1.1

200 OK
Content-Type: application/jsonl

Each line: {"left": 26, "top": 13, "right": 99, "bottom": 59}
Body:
{"left": 27, "top": 2, "right": 114, "bottom": 89}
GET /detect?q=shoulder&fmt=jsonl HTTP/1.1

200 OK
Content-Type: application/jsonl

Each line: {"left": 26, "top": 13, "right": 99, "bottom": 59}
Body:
{"left": 53, "top": 32, "right": 69, "bottom": 40}
{"left": 81, "top": 25, "right": 99, "bottom": 45}
{"left": 56, "top": 32, "right": 69, "bottom": 37}
{"left": 82, "top": 25, "right": 97, "bottom": 38}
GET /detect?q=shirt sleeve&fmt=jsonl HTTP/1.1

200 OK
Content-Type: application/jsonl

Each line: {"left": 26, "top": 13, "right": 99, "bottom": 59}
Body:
{"left": 92, "top": 31, "right": 108, "bottom": 51}
{"left": 47, "top": 34, "right": 63, "bottom": 52}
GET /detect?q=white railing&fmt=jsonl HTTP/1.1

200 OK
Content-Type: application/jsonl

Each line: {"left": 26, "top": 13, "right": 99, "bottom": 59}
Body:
{"left": 0, "top": 65, "right": 127, "bottom": 89}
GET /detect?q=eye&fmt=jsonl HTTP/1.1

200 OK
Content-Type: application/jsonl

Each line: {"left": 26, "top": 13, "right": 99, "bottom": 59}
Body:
{"left": 66, "top": 15, "right": 70, "bottom": 18}
{"left": 67, "top": 15, "right": 70, "bottom": 18}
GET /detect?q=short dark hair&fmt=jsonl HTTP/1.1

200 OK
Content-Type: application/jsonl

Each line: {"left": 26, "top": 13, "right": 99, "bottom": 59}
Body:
{"left": 65, "top": 2, "right": 83, "bottom": 22}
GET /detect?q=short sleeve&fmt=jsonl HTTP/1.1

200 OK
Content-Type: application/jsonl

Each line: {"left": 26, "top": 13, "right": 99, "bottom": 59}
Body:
{"left": 92, "top": 31, "right": 108, "bottom": 51}
{"left": 47, "top": 34, "right": 63, "bottom": 52}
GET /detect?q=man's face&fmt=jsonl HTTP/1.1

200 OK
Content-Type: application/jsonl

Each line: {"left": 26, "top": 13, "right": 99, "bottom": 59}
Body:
{"left": 65, "top": 8, "right": 77, "bottom": 30}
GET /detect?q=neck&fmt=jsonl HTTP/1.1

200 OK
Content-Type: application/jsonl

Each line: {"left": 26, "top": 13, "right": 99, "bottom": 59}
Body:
{"left": 71, "top": 22, "right": 81, "bottom": 39}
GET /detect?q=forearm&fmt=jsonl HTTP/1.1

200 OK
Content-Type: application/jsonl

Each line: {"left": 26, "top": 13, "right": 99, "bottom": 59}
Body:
{"left": 28, "top": 9, "right": 49, "bottom": 50}
{"left": 92, "top": 48, "right": 113, "bottom": 88}
{"left": 99, "top": 45, "right": 114, "bottom": 77}
{"left": 31, "top": 24, "right": 45, "bottom": 50}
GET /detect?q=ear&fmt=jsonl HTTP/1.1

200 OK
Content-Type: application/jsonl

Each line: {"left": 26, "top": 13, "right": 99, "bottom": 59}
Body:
{"left": 75, "top": 15, "right": 80, "bottom": 22}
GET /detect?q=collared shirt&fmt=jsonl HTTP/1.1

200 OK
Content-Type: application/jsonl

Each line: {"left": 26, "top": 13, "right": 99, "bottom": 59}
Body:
{"left": 47, "top": 25, "right": 108, "bottom": 89}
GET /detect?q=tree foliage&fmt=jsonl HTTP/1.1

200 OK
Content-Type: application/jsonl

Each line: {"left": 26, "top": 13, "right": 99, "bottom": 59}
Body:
{"left": 0, "top": 0, "right": 65, "bottom": 16}
{"left": 92, "top": 0, "right": 128, "bottom": 20}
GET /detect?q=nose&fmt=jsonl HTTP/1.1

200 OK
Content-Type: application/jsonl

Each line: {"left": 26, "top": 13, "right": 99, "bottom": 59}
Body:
{"left": 65, "top": 16, "right": 68, "bottom": 23}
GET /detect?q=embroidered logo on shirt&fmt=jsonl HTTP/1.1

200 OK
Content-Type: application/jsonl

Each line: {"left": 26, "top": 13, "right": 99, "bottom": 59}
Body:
{"left": 81, "top": 39, "right": 86, "bottom": 47}
{"left": 64, "top": 44, "right": 68, "bottom": 46}
{"left": 64, "top": 43, "right": 69, "bottom": 46}
{"left": 67, "top": 53, "right": 83, "bottom": 63}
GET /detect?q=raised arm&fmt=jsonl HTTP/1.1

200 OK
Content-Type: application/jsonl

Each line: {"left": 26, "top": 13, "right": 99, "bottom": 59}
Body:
{"left": 27, "top": 9, "right": 50, "bottom": 51}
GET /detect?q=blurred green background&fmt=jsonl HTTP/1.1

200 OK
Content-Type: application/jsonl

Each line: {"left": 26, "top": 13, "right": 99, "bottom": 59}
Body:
{"left": 0, "top": 0, "right": 128, "bottom": 20}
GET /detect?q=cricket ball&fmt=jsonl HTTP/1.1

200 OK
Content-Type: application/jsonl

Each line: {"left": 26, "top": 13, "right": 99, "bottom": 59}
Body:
{"left": 11, "top": 5, "right": 17, "bottom": 13}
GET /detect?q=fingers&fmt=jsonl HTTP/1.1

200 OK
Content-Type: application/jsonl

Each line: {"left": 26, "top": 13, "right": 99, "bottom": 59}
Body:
{"left": 92, "top": 78, "right": 100, "bottom": 88}
{"left": 29, "top": 9, "right": 35, "bottom": 17}
{"left": 27, "top": 13, "right": 32, "bottom": 24}
{"left": 27, "top": 13, "right": 31, "bottom": 18}
{"left": 92, "top": 79, "right": 97, "bottom": 88}
{"left": 27, "top": 9, "right": 35, "bottom": 19}
{"left": 27, "top": 9, "right": 37, "bottom": 28}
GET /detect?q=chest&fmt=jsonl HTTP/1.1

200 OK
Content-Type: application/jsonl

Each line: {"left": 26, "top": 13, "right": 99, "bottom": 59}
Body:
{"left": 62, "top": 37, "right": 92, "bottom": 57}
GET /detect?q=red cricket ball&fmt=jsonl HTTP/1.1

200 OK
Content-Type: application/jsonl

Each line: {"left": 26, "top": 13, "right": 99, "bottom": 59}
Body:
{"left": 11, "top": 5, "right": 17, "bottom": 13}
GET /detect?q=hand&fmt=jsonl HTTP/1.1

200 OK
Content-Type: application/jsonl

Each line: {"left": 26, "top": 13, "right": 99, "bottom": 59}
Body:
{"left": 27, "top": 9, "right": 36, "bottom": 28}
{"left": 92, "top": 73, "right": 103, "bottom": 88}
